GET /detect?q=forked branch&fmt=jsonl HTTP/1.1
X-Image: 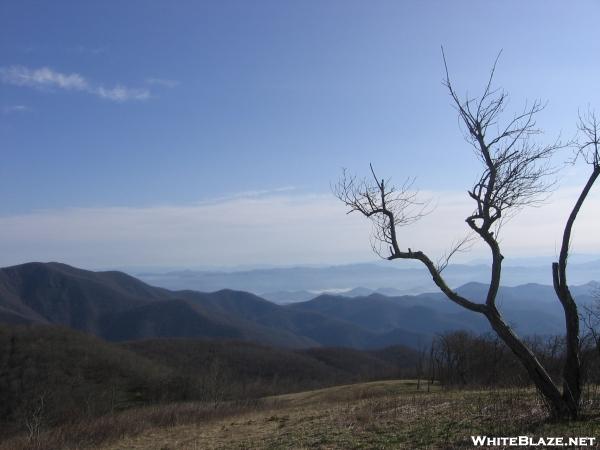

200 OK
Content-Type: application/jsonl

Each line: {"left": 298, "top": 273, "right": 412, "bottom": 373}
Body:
{"left": 333, "top": 165, "right": 430, "bottom": 258}
{"left": 442, "top": 47, "right": 561, "bottom": 308}
{"left": 334, "top": 165, "right": 486, "bottom": 313}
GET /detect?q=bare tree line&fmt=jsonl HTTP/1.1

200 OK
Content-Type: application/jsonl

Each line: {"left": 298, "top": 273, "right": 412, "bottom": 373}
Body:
{"left": 425, "top": 331, "right": 600, "bottom": 390}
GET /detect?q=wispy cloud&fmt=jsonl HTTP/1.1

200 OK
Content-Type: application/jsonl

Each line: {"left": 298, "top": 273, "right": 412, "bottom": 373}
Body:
{"left": 1, "top": 105, "right": 30, "bottom": 114}
{"left": 0, "top": 65, "right": 150, "bottom": 102}
{"left": 0, "top": 66, "right": 88, "bottom": 90}
{"left": 94, "top": 85, "right": 150, "bottom": 101}
{"left": 145, "top": 78, "right": 179, "bottom": 88}
{"left": 0, "top": 187, "right": 597, "bottom": 268}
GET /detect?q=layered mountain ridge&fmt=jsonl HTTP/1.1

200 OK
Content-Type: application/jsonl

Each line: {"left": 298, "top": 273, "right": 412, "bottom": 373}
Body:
{"left": 0, "top": 262, "right": 596, "bottom": 349}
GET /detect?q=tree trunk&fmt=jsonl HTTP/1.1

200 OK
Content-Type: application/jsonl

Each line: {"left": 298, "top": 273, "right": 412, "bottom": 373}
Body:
{"left": 553, "top": 263, "right": 582, "bottom": 419}
{"left": 484, "top": 307, "right": 575, "bottom": 419}
{"left": 550, "top": 168, "right": 599, "bottom": 419}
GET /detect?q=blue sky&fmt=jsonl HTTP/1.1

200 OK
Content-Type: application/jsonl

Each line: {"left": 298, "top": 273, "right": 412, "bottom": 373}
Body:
{"left": 1, "top": 1, "right": 600, "bottom": 268}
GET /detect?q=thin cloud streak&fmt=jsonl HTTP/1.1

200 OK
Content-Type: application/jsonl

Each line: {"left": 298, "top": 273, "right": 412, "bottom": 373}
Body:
{"left": 1, "top": 105, "right": 30, "bottom": 114}
{"left": 0, "top": 187, "right": 597, "bottom": 269}
{"left": 0, "top": 65, "right": 150, "bottom": 102}
{"left": 94, "top": 85, "right": 150, "bottom": 101}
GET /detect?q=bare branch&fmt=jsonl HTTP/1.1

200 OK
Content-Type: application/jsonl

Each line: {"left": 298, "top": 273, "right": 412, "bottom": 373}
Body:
{"left": 443, "top": 64, "right": 560, "bottom": 235}
{"left": 436, "top": 233, "right": 477, "bottom": 273}
{"left": 575, "top": 108, "right": 600, "bottom": 169}
{"left": 333, "top": 166, "right": 431, "bottom": 257}
{"left": 442, "top": 49, "right": 564, "bottom": 309}
{"left": 334, "top": 166, "right": 486, "bottom": 313}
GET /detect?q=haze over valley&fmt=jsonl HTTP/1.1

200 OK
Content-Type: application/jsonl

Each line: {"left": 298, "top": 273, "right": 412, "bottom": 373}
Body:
{"left": 133, "top": 256, "right": 600, "bottom": 302}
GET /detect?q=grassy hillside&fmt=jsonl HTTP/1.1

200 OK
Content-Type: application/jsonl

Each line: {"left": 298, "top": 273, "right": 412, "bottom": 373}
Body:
{"left": 3, "top": 380, "right": 599, "bottom": 450}
{"left": 2, "top": 324, "right": 599, "bottom": 449}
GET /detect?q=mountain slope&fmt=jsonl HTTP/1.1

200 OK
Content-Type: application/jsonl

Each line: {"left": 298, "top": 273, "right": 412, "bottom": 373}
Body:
{"left": 178, "top": 289, "right": 389, "bottom": 348}
{"left": 0, "top": 262, "right": 170, "bottom": 333}
{"left": 0, "top": 262, "right": 422, "bottom": 348}
{"left": 288, "top": 283, "right": 598, "bottom": 338}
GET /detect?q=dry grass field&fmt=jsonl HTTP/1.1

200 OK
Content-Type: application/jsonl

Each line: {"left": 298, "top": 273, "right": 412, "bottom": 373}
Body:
{"left": 5, "top": 380, "right": 600, "bottom": 450}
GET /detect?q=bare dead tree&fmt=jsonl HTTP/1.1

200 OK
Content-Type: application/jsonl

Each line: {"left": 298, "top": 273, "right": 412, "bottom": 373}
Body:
{"left": 333, "top": 51, "right": 593, "bottom": 419}
{"left": 552, "top": 109, "right": 600, "bottom": 416}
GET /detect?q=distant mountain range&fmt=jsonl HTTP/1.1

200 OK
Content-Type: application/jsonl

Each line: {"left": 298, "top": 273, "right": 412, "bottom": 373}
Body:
{"left": 135, "top": 260, "right": 600, "bottom": 301}
{"left": 262, "top": 287, "right": 421, "bottom": 304}
{"left": 0, "top": 262, "right": 597, "bottom": 350}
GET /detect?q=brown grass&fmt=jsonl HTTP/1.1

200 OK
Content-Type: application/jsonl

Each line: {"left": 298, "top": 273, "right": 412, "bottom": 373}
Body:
{"left": 4, "top": 380, "right": 600, "bottom": 450}
{"left": 0, "top": 399, "right": 264, "bottom": 450}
